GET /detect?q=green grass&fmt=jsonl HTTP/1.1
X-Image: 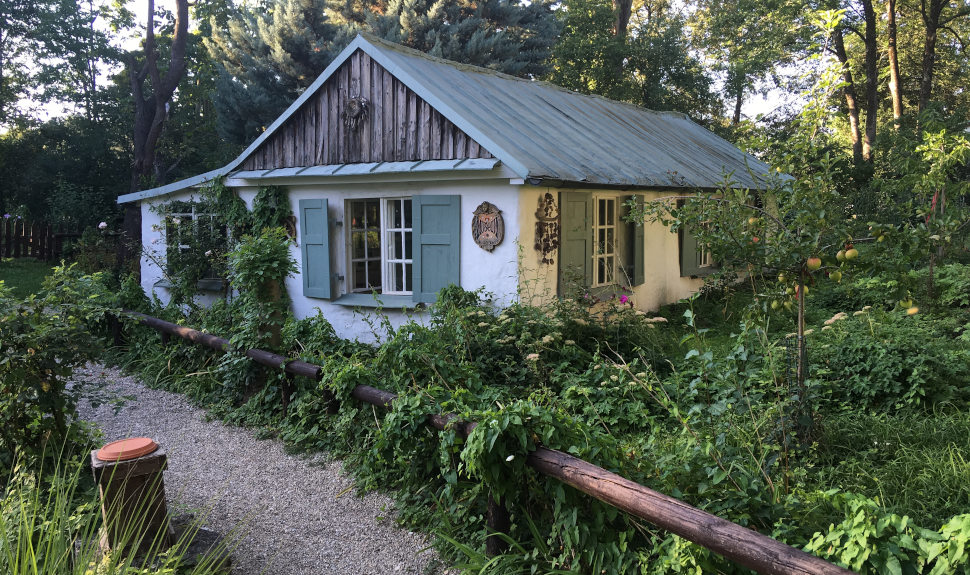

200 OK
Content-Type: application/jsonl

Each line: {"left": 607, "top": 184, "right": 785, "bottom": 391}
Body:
{"left": 813, "top": 407, "right": 970, "bottom": 528}
{"left": 0, "top": 258, "right": 53, "bottom": 298}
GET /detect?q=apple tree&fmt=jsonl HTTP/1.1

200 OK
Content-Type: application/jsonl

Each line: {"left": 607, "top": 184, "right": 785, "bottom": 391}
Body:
{"left": 632, "top": 11, "right": 863, "bottom": 428}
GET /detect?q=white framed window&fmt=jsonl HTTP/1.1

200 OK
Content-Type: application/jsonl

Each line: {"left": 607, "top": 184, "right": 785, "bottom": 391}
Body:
{"left": 592, "top": 196, "right": 617, "bottom": 287}
{"left": 165, "top": 201, "right": 226, "bottom": 279}
{"left": 347, "top": 197, "right": 413, "bottom": 294}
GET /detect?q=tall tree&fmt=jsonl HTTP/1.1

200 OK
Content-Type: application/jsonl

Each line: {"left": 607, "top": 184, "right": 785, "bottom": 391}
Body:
{"left": 367, "top": 0, "right": 560, "bottom": 77}
{"left": 831, "top": 26, "right": 864, "bottom": 163}
{"left": 887, "top": 0, "right": 903, "bottom": 126}
{"left": 122, "top": 0, "right": 190, "bottom": 276}
{"left": 917, "top": 0, "right": 970, "bottom": 116}
{"left": 208, "top": 0, "right": 560, "bottom": 146}
{"left": 206, "top": 0, "right": 348, "bottom": 145}
{"left": 129, "top": 0, "right": 190, "bottom": 193}
{"left": 0, "top": 0, "right": 58, "bottom": 124}
{"left": 827, "top": 1, "right": 878, "bottom": 162}
{"left": 34, "top": 0, "right": 118, "bottom": 122}
{"left": 549, "top": 0, "right": 632, "bottom": 102}
{"left": 550, "top": 0, "right": 717, "bottom": 119}
{"left": 691, "top": 0, "right": 808, "bottom": 124}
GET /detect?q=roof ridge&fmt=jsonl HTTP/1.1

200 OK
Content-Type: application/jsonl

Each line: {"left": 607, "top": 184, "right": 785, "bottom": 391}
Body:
{"left": 357, "top": 33, "right": 685, "bottom": 120}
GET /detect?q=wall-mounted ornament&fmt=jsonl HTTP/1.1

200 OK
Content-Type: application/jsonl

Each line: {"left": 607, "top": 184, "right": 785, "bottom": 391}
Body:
{"left": 472, "top": 201, "right": 504, "bottom": 252}
{"left": 342, "top": 97, "right": 369, "bottom": 131}
{"left": 284, "top": 215, "right": 298, "bottom": 245}
{"left": 534, "top": 192, "right": 560, "bottom": 264}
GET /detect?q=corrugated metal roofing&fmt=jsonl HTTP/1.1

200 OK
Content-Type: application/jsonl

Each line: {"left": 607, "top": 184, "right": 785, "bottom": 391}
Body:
{"left": 362, "top": 34, "right": 773, "bottom": 189}
{"left": 231, "top": 158, "right": 500, "bottom": 180}
{"left": 119, "top": 34, "right": 774, "bottom": 204}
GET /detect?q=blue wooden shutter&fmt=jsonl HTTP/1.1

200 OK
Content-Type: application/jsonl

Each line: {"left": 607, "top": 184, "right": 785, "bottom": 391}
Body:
{"left": 558, "top": 191, "right": 592, "bottom": 296}
{"left": 412, "top": 195, "right": 460, "bottom": 303}
{"left": 299, "top": 199, "right": 332, "bottom": 298}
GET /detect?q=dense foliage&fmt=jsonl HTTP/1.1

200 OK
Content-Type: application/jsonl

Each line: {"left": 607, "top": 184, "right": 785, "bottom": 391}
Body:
{"left": 103, "top": 249, "right": 970, "bottom": 573}
{"left": 0, "top": 265, "right": 114, "bottom": 476}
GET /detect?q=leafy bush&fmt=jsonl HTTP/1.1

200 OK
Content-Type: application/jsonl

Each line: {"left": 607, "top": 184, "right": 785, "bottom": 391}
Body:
{"left": 105, "top": 270, "right": 970, "bottom": 574}
{"left": 0, "top": 264, "right": 113, "bottom": 476}
{"left": 813, "top": 309, "right": 970, "bottom": 408}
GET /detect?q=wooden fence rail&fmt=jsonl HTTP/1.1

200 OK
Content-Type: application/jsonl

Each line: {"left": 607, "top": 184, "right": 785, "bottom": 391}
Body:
{"left": 121, "top": 310, "right": 854, "bottom": 575}
{"left": 0, "top": 218, "right": 78, "bottom": 260}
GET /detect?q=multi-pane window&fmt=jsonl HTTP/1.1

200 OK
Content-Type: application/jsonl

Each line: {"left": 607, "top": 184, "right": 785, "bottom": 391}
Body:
{"left": 592, "top": 197, "right": 617, "bottom": 287}
{"left": 349, "top": 199, "right": 381, "bottom": 292}
{"left": 348, "top": 198, "right": 413, "bottom": 294}
{"left": 384, "top": 198, "right": 413, "bottom": 294}
{"left": 165, "top": 201, "right": 226, "bottom": 279}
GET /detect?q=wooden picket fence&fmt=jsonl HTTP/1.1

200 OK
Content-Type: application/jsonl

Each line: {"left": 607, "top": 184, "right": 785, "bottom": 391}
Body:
{"left": 0, "top": 219, "right": 79, "bottom": 261}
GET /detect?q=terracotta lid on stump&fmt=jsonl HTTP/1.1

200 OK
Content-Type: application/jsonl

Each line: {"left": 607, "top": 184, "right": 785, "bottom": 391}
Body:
{"left": 96, "top": 437, "right": 159, "bottom": 462}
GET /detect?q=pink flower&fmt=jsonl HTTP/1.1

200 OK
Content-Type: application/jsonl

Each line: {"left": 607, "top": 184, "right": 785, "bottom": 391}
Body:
{"left": 619, "top": 295, "right": 629, "bottom": 304}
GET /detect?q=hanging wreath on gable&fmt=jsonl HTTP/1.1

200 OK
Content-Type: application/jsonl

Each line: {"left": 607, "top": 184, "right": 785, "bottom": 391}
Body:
{"left": 343, "top": 97, "right": 369, "bottom": 131}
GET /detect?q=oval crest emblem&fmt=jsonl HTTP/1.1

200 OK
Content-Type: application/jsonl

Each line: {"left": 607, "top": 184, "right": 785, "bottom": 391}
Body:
{"left": 472, "top": 202, "right": 504, "bottom": 252}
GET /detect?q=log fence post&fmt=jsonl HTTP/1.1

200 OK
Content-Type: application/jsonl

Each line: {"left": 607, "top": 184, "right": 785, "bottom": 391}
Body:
{"left": 120, "top": 311, "right": 854, "bottom": 575}
{"left": 485, "top": 494, "right": 511, "bottom": 557}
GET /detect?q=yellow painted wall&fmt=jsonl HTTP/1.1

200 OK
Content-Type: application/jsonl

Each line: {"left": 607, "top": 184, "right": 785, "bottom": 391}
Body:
{"left": 516, "top": 187, "right": 705, "bottom": 311}
{"left": 516, "top": 186, "right": 559, "bottom": 306}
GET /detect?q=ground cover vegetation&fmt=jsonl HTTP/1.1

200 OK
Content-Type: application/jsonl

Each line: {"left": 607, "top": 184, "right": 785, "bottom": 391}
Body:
{"left": 1, "top": 0, "right": 970, "bottom": 572}
{"left": 87, "top": 69, "right": 970, "bottom": 570}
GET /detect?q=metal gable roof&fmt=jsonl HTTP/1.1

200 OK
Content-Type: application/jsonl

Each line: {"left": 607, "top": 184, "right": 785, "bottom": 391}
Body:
{"left": 357, "top": 34, "right": 775, "bottom": 189}
{"left": 120, "top": 34, "right": 775, "bottom": 204}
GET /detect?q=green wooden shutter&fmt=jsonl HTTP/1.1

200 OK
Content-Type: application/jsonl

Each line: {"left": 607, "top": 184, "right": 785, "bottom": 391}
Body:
{"left": 299, "top": 199, "right": 332, "bottom": 298}
{"left": 412, "top": 195, "right": 460, "bottom": 303}
{"left": 680, "top": 225, "right": 702, "bottom": 277}
{"left": 558, "top": 191, "right": 592, "bottom": 296}
{"left": 629, "top": 195, "right": 645, "bottom": 286}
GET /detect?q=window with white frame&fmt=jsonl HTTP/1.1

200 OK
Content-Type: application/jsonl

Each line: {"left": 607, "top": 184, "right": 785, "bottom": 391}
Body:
{"left": 165, "top": 201, "right": 226, "bottom": 279}
{"left": 592, "top": 196, "right": 617, "bottom": 287}
{"left": 347, "top": 197, "right": 413, "bottom": 294}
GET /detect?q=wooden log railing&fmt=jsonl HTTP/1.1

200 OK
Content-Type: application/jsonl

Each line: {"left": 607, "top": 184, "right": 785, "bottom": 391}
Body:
{"left": 122, "top": 311, "right": 853, "bottom": 575}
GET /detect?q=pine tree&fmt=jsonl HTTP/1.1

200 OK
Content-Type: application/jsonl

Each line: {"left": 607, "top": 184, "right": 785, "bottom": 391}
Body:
{"left": 205, "top": 0, "right": 350, "bottom": 145}
{"left": 207, "top": 0, "right": 560, "bottom": 145}
{"left": 364, "top": 0, "right": 560, "bottom": 78}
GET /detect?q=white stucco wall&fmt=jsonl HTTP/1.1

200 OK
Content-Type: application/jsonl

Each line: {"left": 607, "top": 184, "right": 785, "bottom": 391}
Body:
{"left": 274, "top": 177, "right": 522, "bottom": 340}
{"left": 136, "top": 181, "right": 704, "bottom": 341}
{"left": 138, "top": 173, "right": 523, "bottom": 341}
{"left": 139, "top": 189, "right": 225, "bottom": 309}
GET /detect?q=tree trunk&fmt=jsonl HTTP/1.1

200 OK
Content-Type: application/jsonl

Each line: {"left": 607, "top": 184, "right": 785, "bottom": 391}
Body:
{"left": 833, "top": 28, "right": 864, "bottom": 164}
{"left": 122, "top": 0, "right": 189, "bottom": 274}
{"left": 862, "top": 0, "right": 878, "bottom": 161}
{"left": 918, "top": 0, "right": 944, "bottom": 116}
{"left": 887, "top": 0, "right": 903, "bottom": 126}
{"left": 732, "top": 80, "right": 744, "bottom": 125}
{"left": 613, "top": 0, "right": 633, "bottom": 38}
{"left": 610, "top": 0, "right": 633, "bottom": 80}
{"left": 128, "top": 0, "right": 189, "bottom": 193}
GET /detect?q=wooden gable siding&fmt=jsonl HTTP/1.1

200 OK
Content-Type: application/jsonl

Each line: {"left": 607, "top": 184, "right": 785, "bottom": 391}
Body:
{"left": 240, "top": 50, "right": 493, "bottom": 170}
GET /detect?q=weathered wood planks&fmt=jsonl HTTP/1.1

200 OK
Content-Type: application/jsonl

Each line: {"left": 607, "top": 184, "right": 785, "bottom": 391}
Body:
{"left": 240, "top": 49, "right": 493, "bottom": 170}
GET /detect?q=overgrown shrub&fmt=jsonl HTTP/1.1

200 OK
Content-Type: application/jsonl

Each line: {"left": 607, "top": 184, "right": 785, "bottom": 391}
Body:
{"left": 813, "top": 309, "right": 970, "bottom": 408}
{"left": 0, "top": 264, "right": 113, "bottom": 477}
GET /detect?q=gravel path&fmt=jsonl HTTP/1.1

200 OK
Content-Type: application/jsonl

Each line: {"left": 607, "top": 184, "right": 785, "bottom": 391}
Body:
{"left": 75, "top": 363, "right": 440, "bottom": 575}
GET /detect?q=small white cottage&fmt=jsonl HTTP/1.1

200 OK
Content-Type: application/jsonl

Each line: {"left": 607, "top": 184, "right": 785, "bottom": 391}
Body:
{"left": 118, "top": 33, "right": 773, "bottom": 340}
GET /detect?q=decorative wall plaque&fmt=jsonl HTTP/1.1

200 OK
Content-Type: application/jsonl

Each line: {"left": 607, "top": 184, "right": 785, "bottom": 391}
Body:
{"left": 342, "top": 97, "right": 369, "bottom": 130}
{"left": 534, "top": 192, "right": 559, "bottom": 264}
{"left": 284, "top": 215, "right": 298, "bottom": 244}
{"left": 472, "top": 202, "right": 504, "bottom": 252}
